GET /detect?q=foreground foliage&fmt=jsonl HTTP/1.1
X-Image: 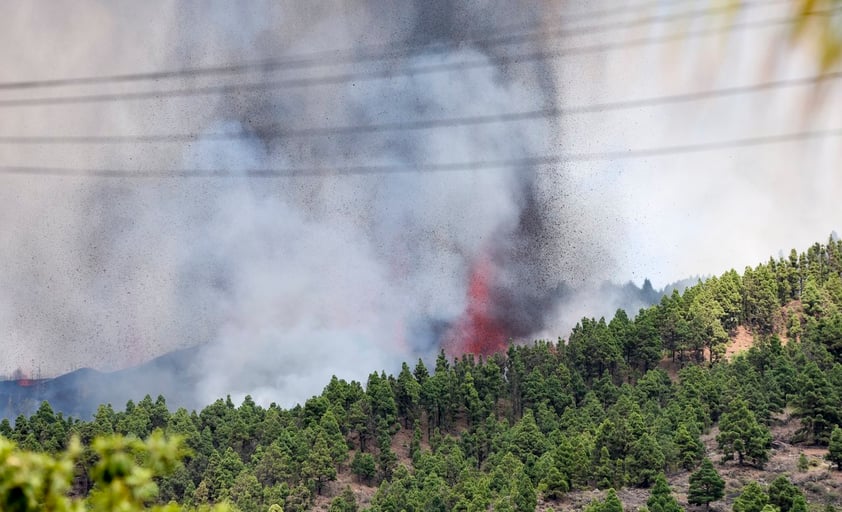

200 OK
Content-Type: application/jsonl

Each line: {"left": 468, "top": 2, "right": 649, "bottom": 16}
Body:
{"left": 0, "top": 433, "right": 229, "bottom": 512}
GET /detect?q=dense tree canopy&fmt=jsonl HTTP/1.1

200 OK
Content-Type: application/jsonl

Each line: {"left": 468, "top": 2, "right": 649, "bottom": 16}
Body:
{"left": 4, "top": 237, "right": 842, "bottom": 510}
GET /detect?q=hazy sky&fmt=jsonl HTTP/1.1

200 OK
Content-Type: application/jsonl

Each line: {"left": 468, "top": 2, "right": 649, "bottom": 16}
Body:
{"left": 555, "top": 1, "right": 841, "bottom": 284}
{"left": 0, "top": 1, "right": 839, "bottom": 391}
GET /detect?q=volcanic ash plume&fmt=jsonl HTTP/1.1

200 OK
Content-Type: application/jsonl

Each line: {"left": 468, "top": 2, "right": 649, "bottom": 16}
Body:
{"left": 0, "top": 1, "right": 626, "bottom": 410}
{"left": 187, "top": 0, "right": 607, "bottom": 406}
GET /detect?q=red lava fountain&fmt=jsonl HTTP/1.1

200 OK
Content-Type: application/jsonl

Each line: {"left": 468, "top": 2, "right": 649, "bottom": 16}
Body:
{"left": 443, "top": 254, "right": 509, "bottom": 356}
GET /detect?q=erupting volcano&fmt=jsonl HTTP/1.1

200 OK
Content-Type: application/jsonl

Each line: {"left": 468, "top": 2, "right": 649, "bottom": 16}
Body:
{"left": 0, "top": 0, "right": 594, "bottom": 408}
{"left": 443, "top": 254, "right": 510, "bottom": 356}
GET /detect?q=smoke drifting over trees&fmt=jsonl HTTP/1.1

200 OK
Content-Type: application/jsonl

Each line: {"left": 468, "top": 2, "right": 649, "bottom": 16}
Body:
{"left": 174, "top": 0, "right": 619, "bottom": 406}
{"left": 0, "top": 0, "right": 623, "bottom": 408}
{"left": 1, "top": 1, "right": 838, "bottom": 409}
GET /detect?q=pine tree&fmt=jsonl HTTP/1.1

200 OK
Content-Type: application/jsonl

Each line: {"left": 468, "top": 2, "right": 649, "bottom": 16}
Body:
{"left": 802, "top": 276, "right": 825, "bottom": 318}
{"left": 193, "top": 479, "right": 210, "bottom": 505}
{"left": 512, "top": 468, "right": 537, "bottom": 512}
{"left": 285, "top": 484, "right": 312, "bottom": 512}
{"left": 347, "top": 399, "right": 371, "bottom": 452}
{"left": 350, "top": 451, "right": 376, "bottom": 485}
{"left": 367, "top": 372, "right": 398, "bottom": 427}
{"left": 797, "top": 452, "right": 809, "bottom": 472}
{"left": 790, "top": 495, "right": 808, "bottom": 512}
{"left": 254, "top": 441, "right": 294, "bottom": 487}
{"left": 462, "top": 371, "right": 485, "bottom": 426}
{"left": 827, "top": 425, "right": 842, "bottom": 470}
{"left": 375, "top": 420, "right": 397, "bottom": 482}
{"left": 687, "top": 459, "right": 724, "bottom": 511}
{"left": 646, "top": 473, "right": 682, "bottom": 512}
{"left": 395, "top": 362, "right": 421, "bottom": 429}
{"left": 626, "top": 431, "right": 665, "bottom": 487}
{"left": 586, "top": 489, "right": 625, "bottom": 512}
{"left": 717, "top": 398, "right": 772, "bottom": 467}
{"left": 229, "top": 470, "right": 263, "bottom": 512}
{"left": 509, "top": 409, "right": 548, "bottom": 466}
{"left": 570, "top": 433, "right": 595, "bottom": 490}
{"left": 540, "top": 466, "right": 569, "bottom": 498}
{"left": 594, "top": 446, "right": 616, "bottom": 490}
{"left": 603, "top": 488, "right": 624, "bottom": 512}
{"left": 410, "top": 420, "right": 422, "bottom": 463}
{"left": 319, "top": 411, "right": 349, "bottom": 471}
{"left": 768, "top": 476, "right": 805, "bottom": 512}
{"left": 733, "top": 481, "right": 769, "bottom": 512}
{"left": 673, "top": 422, "right": 704, "bottom": 470}
{"left": 328, "top": 486, "right": 358, "bottom": 512}
{"left": 793, "top": 361, "right": 840, "bottom": 444}
{"left": 302, "top": 435, "right": 336, "bottom": 495}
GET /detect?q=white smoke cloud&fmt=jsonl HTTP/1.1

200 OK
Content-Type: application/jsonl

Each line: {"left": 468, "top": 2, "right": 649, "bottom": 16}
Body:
{"left": 182, "top": 46, "right": 550, "bottom": 405}
{"left": 1, "top": 0, "right": 838, "bottom": 413}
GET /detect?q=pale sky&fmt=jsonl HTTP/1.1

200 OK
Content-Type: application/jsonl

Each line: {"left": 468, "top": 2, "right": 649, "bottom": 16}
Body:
{"left": 554, "top": 0, "right": 841, "bottom": 286}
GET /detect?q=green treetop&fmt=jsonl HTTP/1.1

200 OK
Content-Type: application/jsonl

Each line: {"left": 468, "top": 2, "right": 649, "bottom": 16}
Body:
{"left": 687, "top": 459, "right": 724, "bottom": 511}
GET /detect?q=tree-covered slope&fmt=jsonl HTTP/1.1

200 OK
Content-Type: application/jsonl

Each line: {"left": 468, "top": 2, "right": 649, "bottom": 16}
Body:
{"left": 3, "top": 237, "right": 842, "bottom": 511}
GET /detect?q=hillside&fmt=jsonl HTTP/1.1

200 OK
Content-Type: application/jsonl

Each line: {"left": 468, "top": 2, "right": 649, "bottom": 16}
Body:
{"left": 0, "top": 278, "right": 672, "bottom": 422}
{"left": 2, "top": 237, "right": 842, "bottom": 512}
{"left": 0, "top": 347, "right": 203, "bottom": 419}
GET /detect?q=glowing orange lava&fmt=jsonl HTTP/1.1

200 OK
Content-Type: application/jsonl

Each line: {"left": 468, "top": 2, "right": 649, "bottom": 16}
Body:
{"left": 11, "top": 368, "right": 37, "bottom": 387}
{"left": 443, "top": 254, "right": 509, "bottom": 356}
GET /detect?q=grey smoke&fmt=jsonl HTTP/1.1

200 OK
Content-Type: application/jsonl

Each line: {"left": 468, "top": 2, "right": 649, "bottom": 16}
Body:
{"left": 0, "top": 0, "right": 617, "bottom": 408}
{"left": 10, "top": 0, "right": 832, "bottom": 412}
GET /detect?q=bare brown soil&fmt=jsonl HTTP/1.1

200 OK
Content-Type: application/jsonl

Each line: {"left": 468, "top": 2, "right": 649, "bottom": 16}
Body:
{"left": 725, "top": 325, "right": 755, "bottom": 359}
{"left": 656, "top": 324, "right": 758, "bottom": 382}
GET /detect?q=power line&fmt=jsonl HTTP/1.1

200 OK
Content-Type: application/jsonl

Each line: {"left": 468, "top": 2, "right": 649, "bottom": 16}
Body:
{"left": 2, "top": 9, "right": 833, "bottom": 110}
{"left": 0, "top": 0, "right": 790, "bottom": 93}
{"left": 2, "top": 128, "right": 839, "bottom": 178}
{"left": 0, "top": 51, "right": 551, "bottom": 107}
{"left": 2, "top": 69, "right": 840, "bottom": 144}
{"left": 0, "top": 109, "right": 559, "bottom": 144}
